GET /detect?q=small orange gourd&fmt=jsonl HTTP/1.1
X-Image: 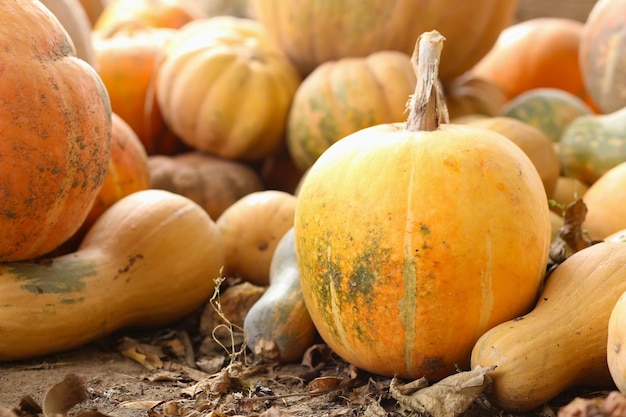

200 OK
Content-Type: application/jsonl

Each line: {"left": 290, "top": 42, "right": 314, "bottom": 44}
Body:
{"left": 217, "top": 190, "right": 298, "bottom": 286}
{"left": 294, "top": 31, "right": 551, "bottom": 381}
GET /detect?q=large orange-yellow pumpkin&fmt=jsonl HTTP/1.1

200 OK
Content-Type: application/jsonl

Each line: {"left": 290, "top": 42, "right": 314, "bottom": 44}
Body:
{"left": 0, "top": 0, "right": 112, "bottom": 261}
{"left": 249, "top": 0, "right": 518, "bottom": 80}
{"left": 294, "top": 31, "right": 551, "bottom": 380}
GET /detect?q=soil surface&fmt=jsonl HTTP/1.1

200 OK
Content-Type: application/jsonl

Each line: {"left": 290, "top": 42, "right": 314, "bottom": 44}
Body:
{"left": 0, "top": 280, "right": 616, "bottom": 417}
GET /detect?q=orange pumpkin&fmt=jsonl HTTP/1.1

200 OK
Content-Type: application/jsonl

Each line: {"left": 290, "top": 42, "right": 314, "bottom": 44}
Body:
{"left": 93, "top": 26, "right": 186, "bottom": 155}
{"left": 83, "top": 113, "right": 150, "bottom": 230}
{"left": 0, "top": 0, "right": 112, "bottom": 262}
{"left": 250, "top": 0, "right": 518, "bottom": 80}
{"left": 156, "top": 17, "right": 301, "bottom": 161}
{"left": 579, "top": 0, "right": 626, "bottom": 114}
{"left": 94, "top": 0, "right": 205, "bottom": 33}
{"left": 472, "top": 17, "right": 587, "bottom": 101}
{"left": 582, "top": 161, "right": 626, "bottom": 240}
{"left": 294, "top": 31, "right": 551, "bottom": 380}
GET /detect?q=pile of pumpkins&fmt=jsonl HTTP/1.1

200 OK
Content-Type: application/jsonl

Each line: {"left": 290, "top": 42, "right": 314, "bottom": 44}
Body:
{"left": 1, "top": 0, "right": 626, "bottom": 413}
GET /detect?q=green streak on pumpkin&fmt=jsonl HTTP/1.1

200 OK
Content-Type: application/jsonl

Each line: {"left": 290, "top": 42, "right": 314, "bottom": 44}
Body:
{"left": 399, "top": 165, "right": 417, "bottom": 372}
{"left": 9, "top": 259, "right": 97, "bottom": 294}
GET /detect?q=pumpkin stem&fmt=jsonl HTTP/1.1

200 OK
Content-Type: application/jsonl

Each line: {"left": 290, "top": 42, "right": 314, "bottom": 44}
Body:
{"left": 406, "top": 30, "right": 449, "bottom": 132}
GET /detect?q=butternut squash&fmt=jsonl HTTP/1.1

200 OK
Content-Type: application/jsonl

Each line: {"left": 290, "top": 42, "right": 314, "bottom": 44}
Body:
{"left": 608, "top": 289, "right": 626, "bottom": 392}
{"left": 470, "top": 242, "right": 626, "bottom": 412}
{"left": 243, "top": 228, "right": 317, "bottom": 363}
{"left": 0, "top": 189, "right": 225, "bottom": 362}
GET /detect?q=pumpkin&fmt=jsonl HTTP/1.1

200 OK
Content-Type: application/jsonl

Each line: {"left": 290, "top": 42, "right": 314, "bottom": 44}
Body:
{"left": 78, "top": 0, "right": 109, "bottom": 26}
{"left": 559, "top": 106, "right": 626, "bottom": 186}
{"left": 471, "top": 242, "right": 626, "bottom": 412}
{"left": 500, "top": 87, "right": 594, "bottom": 144}
{"left": 294, "top": 31, "right": 552, "bottom": 381}
{"left": 467, "top": 116, "right": 560, "bottom": 198}
{"left": 40, "top": 0, "right": 97, "bottom": 68}
{"left": 217, "top": 190, "right": 298, "bottom": 286}
{"left": 94, "top": 0, "right": 205, "bottom": 33}
{"left": 579, "top": 0, "right": 626, "bottom": 114}
{"left": 610, "top": 291, "right": 626, "bottom": 394}
{"left": 244, "top": 227, "right": 318, "bottom": 363}
{"left": 444, "top": 72, "right": 508, "bottom": 120}
{"left": 156, "top": 17, "right": 301, "bottom": 161}
{"left": 0, "top": 189, "right": 225, "bottom": 361}
{"left": 580, "top": 161, "right": 626, "bottom": 240}
{"left": 148, "top": 151, "right": 265, "bottom": 220}
{"left": 549, "top": 176, "right": 590, "bottom": 215}
{"left": 286, "top": 50, "right": 416, "bottom": 171}
{"left": 93, "top": 25, "right": 186, "bottom": 155}
{"left": 249, "top": 0, "right": 518, "bottom": 80}
{"left": 0, "top": 0, "right": 112, "bottom": 262}
{"left": 83, "top": 113, "right": 150, "bottom": 230}
{"left": 472, "top": 17, "right": 587, "bottom": 101}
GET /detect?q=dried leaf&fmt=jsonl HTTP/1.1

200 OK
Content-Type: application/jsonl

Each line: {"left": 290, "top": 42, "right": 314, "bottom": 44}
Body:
{"left": 119, "top": 338, "right": 164, "bottom": 370}
{"left": 42, "top": 374, "right": 88, "bottom": 417}
{"left": 390, "top": 365, "right": 496, "bottom": 417}
{"left": 307, "top": 376, "right": 344, "bottom": 393}
{"left": 74, "top": 411, "right": 111, "bottom": 417}
{"left": 301, "top": 344, "right": 333, "bottom": 369}
{"left": 550, "top": 198, "right": 593, "bottom": 264}
{"left": 117, "top": 401, "right": 163, "bottom": 410}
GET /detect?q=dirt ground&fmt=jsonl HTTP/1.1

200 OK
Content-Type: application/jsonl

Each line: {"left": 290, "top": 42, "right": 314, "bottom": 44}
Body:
{"left": 0, "top": 279, "right": 617, "bottom": 417}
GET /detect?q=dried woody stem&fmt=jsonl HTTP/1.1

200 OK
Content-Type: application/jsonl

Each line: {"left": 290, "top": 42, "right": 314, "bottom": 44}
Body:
{"left": 406, "top": 30, "right": 449, "bottom": 132}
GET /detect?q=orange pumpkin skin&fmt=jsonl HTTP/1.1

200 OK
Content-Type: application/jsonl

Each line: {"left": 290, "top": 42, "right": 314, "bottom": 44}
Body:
{"left": 472, "top": 18, "right": 586, "bottom": 101}
{"left": 93, "top": 26, "right": 185, "bottom": 155}
{"left": 579, "top": 0, "right": 626, "bottom": 114}
{"left": 0, "top": 0, "right": 112, "bottom": 262}
{"left": 295, "top": 124, "right": 551, "bottom": 380}
{"left": 250, "top": 0, "right": 518, "bottom": 80}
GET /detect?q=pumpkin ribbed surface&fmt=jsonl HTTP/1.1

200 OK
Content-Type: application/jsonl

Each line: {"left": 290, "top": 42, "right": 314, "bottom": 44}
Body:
{"left": 250, "top": 0, "right": 518, "bottom": 80}
{"left": 0, "top": 0, "right": 112, "bottom": 261}
{"left": 156, "top": 16, "right": 300, "bottom": 161}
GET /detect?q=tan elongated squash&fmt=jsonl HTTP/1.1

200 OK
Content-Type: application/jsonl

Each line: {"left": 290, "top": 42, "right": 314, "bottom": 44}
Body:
{"left": 243, "top": 228, "right": 317, "bottom": 363}
{"left": 470, "top": 242, "right": 626, "bottom": 412}
{"left": 0, "top": 189, "right": 225, "bottom": 362}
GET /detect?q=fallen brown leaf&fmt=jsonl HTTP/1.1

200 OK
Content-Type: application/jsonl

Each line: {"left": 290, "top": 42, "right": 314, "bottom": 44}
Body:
{"left": 42, "top": 373, "right": 88, "bottom": 417}
{"left": 390, "top": 365, "right": 496, "bottom": 417}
